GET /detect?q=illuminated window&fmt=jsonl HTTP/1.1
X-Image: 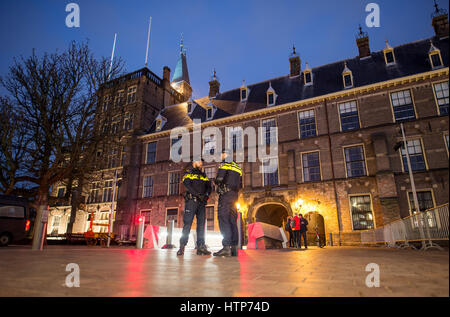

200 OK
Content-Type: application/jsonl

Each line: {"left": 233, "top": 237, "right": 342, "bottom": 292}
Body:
{"left": 344, "top": 145, "right": 367, "bottom": 178}
{"left": 400, "top": 139, "right": 426, "bottom": 172}
{"left": 390, "top": 90, "right": 415, "bottom": 122}
{"left": 103, "top": 180, "right": 113, "bottom": 202}
{"left": 383, "top": 41, "right": 395, "bottom": 65}
{"left": 408, "top": 190, "right": 434, "bottom": 213}
{"left": 155, "top": 119, "right": 162, "bottom": 131}
{"left": 433, "top": 82, "right": 449, "bottom": 115}
{"left": 166, "top": 208, "right": 178, "bottom": 226}
{"left": 204, "top": 167, "right": 217, "bottom": 179}
{"left": 342, "top": 62, "right": 353, "bottom": 89}
{"left": 350, "top": 195, "right": 374, "bottom": 230}
{"left": 206, "top": 206, "right": 215, "bottom": 231}
{"left": 298, "top": 110, "right": 316, "bottom": 138}
{"left": 339, "top": 101, "right": 360, "bottom": 131}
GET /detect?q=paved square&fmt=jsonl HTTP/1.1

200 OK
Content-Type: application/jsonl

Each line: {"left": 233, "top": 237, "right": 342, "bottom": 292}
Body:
{"left": 0, "top": 246, "right": 448, "bottom": 297}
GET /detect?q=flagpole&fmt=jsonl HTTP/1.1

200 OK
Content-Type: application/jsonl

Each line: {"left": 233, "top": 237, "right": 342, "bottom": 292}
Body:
{"left": 108, "top": 33, "right": 117, "bottom": 81}
{"left": 145, "top": 17, "right": 152, "bottom": 67}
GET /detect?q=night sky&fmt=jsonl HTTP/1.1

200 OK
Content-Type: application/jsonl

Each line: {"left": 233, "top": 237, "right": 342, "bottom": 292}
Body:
{"left": 0, "top": 0, "right": 448, "bottom": 98}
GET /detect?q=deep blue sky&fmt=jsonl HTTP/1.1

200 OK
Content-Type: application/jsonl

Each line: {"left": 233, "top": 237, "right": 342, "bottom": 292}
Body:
{"left": 0, "top": 0, "right": 448, "bottom": 98}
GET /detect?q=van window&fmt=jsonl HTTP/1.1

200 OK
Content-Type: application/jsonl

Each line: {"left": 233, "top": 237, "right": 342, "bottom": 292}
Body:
{"left": 0, "top": 205, "right": 25, "bottom": 218}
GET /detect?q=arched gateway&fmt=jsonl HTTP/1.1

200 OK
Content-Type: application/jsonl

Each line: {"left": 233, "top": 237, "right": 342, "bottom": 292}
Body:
{"left": 247, "top": 195, "right": 293, "bottom": 227}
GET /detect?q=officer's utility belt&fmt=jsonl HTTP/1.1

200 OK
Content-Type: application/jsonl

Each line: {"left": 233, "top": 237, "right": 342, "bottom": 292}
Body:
{"left": 217, "top": 184, "right": 231, "bottom": 195}
{"left": 185, "top": 192, "right": 201, "bottom": 202}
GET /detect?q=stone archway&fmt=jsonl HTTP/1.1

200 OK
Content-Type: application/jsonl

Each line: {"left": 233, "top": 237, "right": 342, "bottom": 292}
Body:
{"left": 247, "top": 195, "right": 293, "bottom": 226}
{"left": 303, "top": 211, "right": 326, "bottom": 246}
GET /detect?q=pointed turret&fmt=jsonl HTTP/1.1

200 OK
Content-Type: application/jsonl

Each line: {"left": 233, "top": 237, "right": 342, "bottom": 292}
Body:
{"left": 171, "top": 34, "right": 192, "bottom": 100}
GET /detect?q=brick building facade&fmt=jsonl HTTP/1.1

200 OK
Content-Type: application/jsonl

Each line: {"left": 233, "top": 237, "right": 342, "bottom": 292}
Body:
{"left": 49, "top": 11, "right": 449, "bottom": 246}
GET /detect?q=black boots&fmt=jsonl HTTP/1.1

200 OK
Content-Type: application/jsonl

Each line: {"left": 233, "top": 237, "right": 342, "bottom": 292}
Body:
{"left": 176, "top": 246, "right": 185, "bottom": 256}
{"left": 197, "top": 245, "right": 211, "bottom": 255}
{"left": 230, "top": 245, "right": 238, "bottom": 257}
{"left": 213, "top": 246, "right": 232, "bottom": 257}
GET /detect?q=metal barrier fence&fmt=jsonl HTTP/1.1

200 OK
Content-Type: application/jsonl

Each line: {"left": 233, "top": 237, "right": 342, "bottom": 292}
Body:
{"left": 360, "top": 204, "right": 449, "bottom": 251}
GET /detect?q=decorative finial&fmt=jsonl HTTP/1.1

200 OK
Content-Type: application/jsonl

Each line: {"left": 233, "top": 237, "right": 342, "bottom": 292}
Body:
{"left": 180, "top": 33, "right": 184, "bottom": 53}
{"left": 293, "top": 45, "right": 296, "bottom": 55}
{"left": 432, "top": 0, "right": 447, "bottom": 17}
{"left": 356, "top": 24, "right": 368, "bottom": 39}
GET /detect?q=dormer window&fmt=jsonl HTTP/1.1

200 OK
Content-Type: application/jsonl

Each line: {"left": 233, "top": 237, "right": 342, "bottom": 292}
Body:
{"left": 266, "top": 82, "right": 277, "bottom": 107}
{"left": 187, "top": 102, "right": 193, "bottom": 114}
{"left": 155, "top": 119, "right": 162, "bottom": 131}
{"left": 429, "top": 40, "right": 443, "bottom": 69}
{"left": 240, "top": 80, "right": 249, "bottom": 102}
{"left": 342, "top": 62, "right": 353, "bottom": 89}
{"left": 206, "top": 103, "right": 216, "bottom": 121}
{"left": 383, "top": 40, "right": 396, "bottom": 65}
{"left": 303, "top": 62, "right": 313, "bottom": 86}
{"left": 155, "top": 114, "right": 167, "bottom": 131}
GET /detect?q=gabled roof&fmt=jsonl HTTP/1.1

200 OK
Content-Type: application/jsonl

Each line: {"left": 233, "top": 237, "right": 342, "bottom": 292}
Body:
{"left": 147, "top": 36, "right": 448, "bottom": 134}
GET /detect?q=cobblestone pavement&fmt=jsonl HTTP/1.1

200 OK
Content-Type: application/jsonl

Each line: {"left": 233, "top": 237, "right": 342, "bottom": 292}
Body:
{"left": 0, "top": 246, "right": 448, "bottom": 297}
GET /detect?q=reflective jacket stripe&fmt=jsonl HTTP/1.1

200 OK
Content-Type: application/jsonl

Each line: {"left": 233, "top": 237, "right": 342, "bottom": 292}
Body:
{"left": 218, "top": 163, "right": 242, "bottom": 176}
{"left": 182, "top": 174, "right": 210, "bottom": 182}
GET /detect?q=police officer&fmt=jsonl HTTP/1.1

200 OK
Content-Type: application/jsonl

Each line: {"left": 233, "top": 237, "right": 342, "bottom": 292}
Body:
{"left": 213, "top": 149, "right": 242, "bottom": 257}
{"left": 177, "top": 159, "right": 212, "bottom": 256}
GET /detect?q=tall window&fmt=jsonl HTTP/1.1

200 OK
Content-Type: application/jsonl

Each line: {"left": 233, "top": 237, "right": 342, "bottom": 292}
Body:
{"left": 120, "top": 146, "right": 127, "bottom": 166}
{"left": 203, "top": 135, "right": 216, "bottom": 155}
{"left": 166, "top": 208, "right": 178, "bottom": 226}
{"left": 390, "top": 90, "right": 415, "bottom": 122}
{"left": 103, "top": 95, "right": 111, "bottom": 112}
{"left": 87, "top": 182, "right": 101, "bottom": 204}
{"left": 141, "top": 210, "right": 152, "bottom": 225}
{"left": 344, "top": 145, "right": 367, "bottom": 178}
{"left": 298, "top": 110, "right": 316, "bottom": 138}
{"left": 433, "top": 82, "right": 449, "bottom": 115}
{"left": 338, "top": 101, "right": 360, "bottom": 131}
{"left": 57, "top": 187, "right": 65, "bottom": 198}
{"left": 143, "top": 176, "right": 153, "bottom": 198}
{"left": 111, "top": 116, "right": 121, "bottom": 134}
{"left": 262, "top": 118, "right": 277, "bottom": 145}
{"left": 103, "top": 180, "right": 113, "bottom": 202}
{"left": 206, "top": 206, "right": 215, "bottom": 231}
{"left": 408, "top": 190, "right": 434, "bottom": 213}
{"left": 262, "top": 158, "right": 279, "bottom": 186}
{"left": 302, "top": 152, "right": 321, "bottom": 182}
{"left": 168, "top": 172, "right": 180, "bottom": 196}
{"left": 124, "top": 112, "right": 133, "bottom": 130}
{"left": 228, "top": 127, "right": 243, "bottom": 152}
{"left": 204, "top": 167, "right": 217, "bottom": 179}
{"left": 350, "top": 195, "right": 374, "bottom": 230}
{"left": 401, "top": 139, "right": 426, "bottom": 172}
{"left": 146, "top": 142, "right": 157, "bottom": 164}
{"left": 127, "top": 86, "right": 137, "bottom": 104}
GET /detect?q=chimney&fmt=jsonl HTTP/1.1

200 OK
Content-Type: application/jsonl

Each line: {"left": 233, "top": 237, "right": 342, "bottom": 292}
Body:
{"left": 289, "top": 45, "right": 301, "bottom": 77}
{"left": 432, "top": 1, "right": 449, "bottom": 38}
{"left": 163, "top": 66, "right": 171, "bottom": 81}
{"left": 208, "top": 69, "right": 220, "bottom": 97}
{"left": 356, "top": 25, "right": 370, "bottom": 58}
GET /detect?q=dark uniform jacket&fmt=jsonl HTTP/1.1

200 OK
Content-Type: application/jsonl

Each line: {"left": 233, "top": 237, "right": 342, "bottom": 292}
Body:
{"left": 182, "top": 167, "right": 212, "bottom": 201}
{"left": 215, "top": 161, "right": 242, "bottom": 192}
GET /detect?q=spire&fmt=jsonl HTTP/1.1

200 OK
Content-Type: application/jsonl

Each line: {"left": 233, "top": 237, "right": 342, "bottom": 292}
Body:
{"left": 208, "top": 68, "right": 220, "bottom": 98}
{"left": 172, "top": 33, "right": 190, "bottom": 85}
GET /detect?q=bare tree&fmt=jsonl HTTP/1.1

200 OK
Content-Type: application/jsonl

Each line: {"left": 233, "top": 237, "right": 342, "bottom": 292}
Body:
{"left": 0, "top": 41, "right": 124, "bottom": 246}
